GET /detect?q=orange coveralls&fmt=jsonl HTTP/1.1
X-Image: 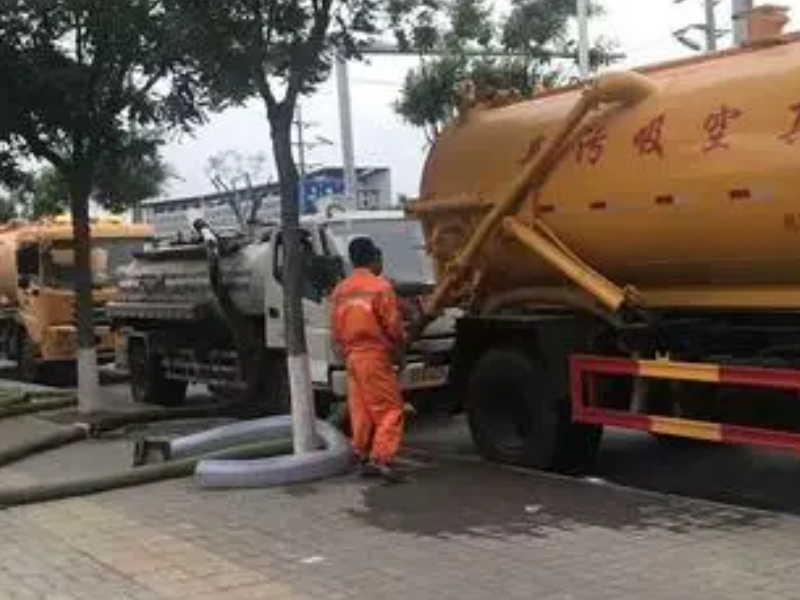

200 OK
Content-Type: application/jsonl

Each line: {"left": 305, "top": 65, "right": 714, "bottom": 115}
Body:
{"left": 331, "top": 268, "right": 406, "bottom": 465}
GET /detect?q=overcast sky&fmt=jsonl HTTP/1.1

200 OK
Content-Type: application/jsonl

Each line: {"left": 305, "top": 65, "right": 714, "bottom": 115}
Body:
{"left": 159, "top": 1, "right": 800, "bottom": 202}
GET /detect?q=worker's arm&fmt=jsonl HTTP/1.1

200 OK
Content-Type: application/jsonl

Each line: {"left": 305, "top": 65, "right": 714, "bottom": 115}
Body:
{"left": 376, "top": 285, "right": 407, "bottom": 361}
{"left": 329, "top": 288, "right": 346, "bottom": 360}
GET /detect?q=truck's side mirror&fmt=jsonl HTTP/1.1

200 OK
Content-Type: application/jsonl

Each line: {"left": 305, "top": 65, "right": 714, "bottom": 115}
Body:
{"left": 17, "top": 275, "right": 29, "bottom": 290}
{"left": 308, "top": 255, "right": 344, "bottom": 296}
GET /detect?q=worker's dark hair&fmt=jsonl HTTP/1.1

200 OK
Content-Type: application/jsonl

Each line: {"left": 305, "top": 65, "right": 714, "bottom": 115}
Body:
{"left": 348, "top": 236, "right": 380, "bottom": 267}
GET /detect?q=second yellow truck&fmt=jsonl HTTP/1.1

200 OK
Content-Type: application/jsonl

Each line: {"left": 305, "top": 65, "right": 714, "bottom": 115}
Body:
{"left": 0, "top": 216, "right": 153, "bottom": 383}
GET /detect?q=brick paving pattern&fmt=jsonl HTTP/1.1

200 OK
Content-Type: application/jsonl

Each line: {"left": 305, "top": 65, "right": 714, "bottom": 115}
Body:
{"left": 1, "top": 409, "right": 800, "bottom": 599}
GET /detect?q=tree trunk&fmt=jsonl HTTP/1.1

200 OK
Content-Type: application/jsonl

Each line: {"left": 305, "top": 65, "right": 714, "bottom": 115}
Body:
{"left": 68, "top": 177, "right": 102, "bottom": 413}
{"left": 270, "top": 111, "right": 316, "bottom": 454}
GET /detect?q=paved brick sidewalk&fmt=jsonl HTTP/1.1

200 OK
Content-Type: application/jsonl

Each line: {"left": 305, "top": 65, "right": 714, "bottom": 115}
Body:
{"left": 2, "top": 412, "right": 800, "bottom": 599}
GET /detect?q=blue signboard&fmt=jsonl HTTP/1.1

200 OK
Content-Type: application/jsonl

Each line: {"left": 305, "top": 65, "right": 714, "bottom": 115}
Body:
{"left": 300, "top": 176, "right": 345, "bottom": 213}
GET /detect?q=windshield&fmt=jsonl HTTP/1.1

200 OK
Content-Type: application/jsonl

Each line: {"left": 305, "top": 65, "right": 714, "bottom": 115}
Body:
{"left": 43, "top": 238, "right": 150, "bottom": 288}
{"left": 326, "top": 218, "right": 434, "bottom": 285}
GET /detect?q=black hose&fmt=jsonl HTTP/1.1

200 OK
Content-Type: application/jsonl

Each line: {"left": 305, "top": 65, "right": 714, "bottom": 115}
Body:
{"left": 0, "top": 424, "right": 89, "bottom": 468}
{"left": 0, "top": 389, "right": 76, "bottom": 410}
{"left": 0, "top": 402, "right": 241, "bottom": 470}
{"left": 82, "top": 403, "right": 238, "bottom": 434}
{"left": 0, "top": 397, "right": 77, "bottom": 420}
{"left": 0, "top": 438, "right": 292, "bottom": 508}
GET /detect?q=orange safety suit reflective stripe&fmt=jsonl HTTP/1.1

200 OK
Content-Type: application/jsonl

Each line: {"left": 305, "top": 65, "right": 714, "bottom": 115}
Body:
{"left": 331, "top": 268, "right": 406, "bottom": 464}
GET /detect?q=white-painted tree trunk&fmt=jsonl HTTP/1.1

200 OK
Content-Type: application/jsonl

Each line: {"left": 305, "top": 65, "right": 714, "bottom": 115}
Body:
{"left": 287, "top": 352, "right": 317, "bottom": 454}
{"left": 77, "top": 347, "right": 102, "bottom": 413}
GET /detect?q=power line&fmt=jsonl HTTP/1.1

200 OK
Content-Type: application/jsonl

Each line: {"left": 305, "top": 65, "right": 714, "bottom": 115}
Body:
{"left": 359, "top": 41, "right": 626, "bottom": 62}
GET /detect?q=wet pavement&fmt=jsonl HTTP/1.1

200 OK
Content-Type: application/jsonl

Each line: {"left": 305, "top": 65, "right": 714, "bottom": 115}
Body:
{"left": 2, "top": 383, "right": 800, "bottom": 598}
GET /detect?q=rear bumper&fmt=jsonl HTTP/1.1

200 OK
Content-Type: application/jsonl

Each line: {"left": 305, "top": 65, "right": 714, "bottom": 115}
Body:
{"left": 39, "top": 325, "right": 116, "bottom": 363}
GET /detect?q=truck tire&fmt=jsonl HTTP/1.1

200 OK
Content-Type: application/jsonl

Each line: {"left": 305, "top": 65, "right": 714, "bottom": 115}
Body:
{"left": 128, "top": 340, "right": 187, "bottom": 406}
{"left": 263, "top": 354, "right": 290, "bottom": 414}
{"left": 220, "top": 353, "right": 290, "bottom": 416}
{"left": 466, "top": 348, "right": 601, "bottom": 472}
{"left": 17, "top": 330, "right": 40, "bottom": 383}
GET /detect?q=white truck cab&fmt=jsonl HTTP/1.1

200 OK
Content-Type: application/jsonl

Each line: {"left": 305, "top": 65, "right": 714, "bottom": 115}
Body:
{"left": 265, "top": 210, "right": 455, "bottom": 397}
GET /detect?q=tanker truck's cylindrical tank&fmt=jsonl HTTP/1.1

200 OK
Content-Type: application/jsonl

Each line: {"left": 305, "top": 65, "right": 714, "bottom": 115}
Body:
{"left": 417, "top": 36, "right": 800, "bottom": 310}
{"left": 116, "top": 240, "right": 270, "bottom": 317}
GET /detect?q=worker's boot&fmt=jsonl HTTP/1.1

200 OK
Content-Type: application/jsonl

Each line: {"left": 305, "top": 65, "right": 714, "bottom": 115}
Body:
{"left": 359, "top": 460, "right": 382, "bottom": 478}
{"left": 376, "top": 463, "right": 406, "bottom": 484}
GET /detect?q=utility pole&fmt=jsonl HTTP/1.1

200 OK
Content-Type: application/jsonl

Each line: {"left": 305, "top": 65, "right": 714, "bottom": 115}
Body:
{"left": 673, "top": 0, "right": 726, "bottom": 53}
{"left": 293, "top": 106, "right": 334, "bottom": 214}
{"left": 705, "top": 0, "right": 718, "bottom": 51}
{"left": 732, "top": 0, "right": 753, "bottom": 45}
{"left": 335, "top": 53, "right": 358, "bottom": 210}
{"left": 577, "top": 0, "right": 590, "bottom": 78}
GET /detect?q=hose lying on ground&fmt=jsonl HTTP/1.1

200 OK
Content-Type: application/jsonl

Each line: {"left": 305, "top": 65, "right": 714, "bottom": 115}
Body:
{"left": 167, "top": 414, "right": 295, "bottom": 460}
{"left": 0, "top": 438, "right": 292, "bottom": 508}
{"left": 0, "top": 424, "right": 90, "bottom": 469}
{"left": 0, "top": 397, "right": 77, "bottom": 420}
{"left": 194, "top": 418, "right": 352, "bottom": 488}
{"left": 0, "top": 388, "right": 76, "bottom": 409}
{"left": 0, "top": 402, "right": 241, "bottom": 470}
{"left": 79, "top": 403, "right": 239, "bottom": 434}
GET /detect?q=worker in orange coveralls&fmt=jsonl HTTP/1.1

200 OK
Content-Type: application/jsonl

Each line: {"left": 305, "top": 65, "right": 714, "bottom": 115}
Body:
{"left": 331, "top": 237, "right": 407, "bottom": 483}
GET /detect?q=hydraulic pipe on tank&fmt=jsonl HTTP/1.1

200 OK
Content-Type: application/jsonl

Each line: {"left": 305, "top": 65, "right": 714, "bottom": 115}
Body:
{"left": 414, "top": 70, "right": 658, "bottom": 338}
{"left": 501, "top": 216, "right": 629, "bottom": 313}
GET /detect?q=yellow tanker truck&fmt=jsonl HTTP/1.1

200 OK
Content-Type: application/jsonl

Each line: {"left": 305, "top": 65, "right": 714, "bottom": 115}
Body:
{"left": 0, "top": 216, "right": 153, "bottom": 383}
{"left": 410, "top": 8, "right": 800, "bottom": 471}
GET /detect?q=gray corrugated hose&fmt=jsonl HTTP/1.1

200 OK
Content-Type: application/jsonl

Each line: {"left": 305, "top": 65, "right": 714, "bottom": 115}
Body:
{"left": 168, "top": 414, "right": 295, "bottom": 459}
{"left": 193, "top": 417, "right": 352, "bottom": 488}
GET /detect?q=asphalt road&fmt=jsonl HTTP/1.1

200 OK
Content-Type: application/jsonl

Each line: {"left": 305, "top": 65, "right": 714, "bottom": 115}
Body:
{"left": 397, "top": 401, "right": 800, "bottom": 517}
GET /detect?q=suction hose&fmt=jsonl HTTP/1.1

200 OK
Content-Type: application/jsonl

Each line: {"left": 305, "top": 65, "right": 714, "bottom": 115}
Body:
{"left": 0, "top": 438, "right": 292, "bottom": 508}
{"left": 167, "top": 414, "right": 295, "bottom": 459}
{"left": 0, "top": 401, "right": 241, "bottom": 469}
{"left": 0, "top": 389, "right": 76, "bottom": 409}
{"left": 0, "top": 423, "right": 90, "bottom": 468}
{"left": 0, "top": 391, "right": 77, "bottom": 420}
{"left": 194, "top": 418, "right": 351, "bottom": 488}
{"left": 156, "top": 415, "right": 351, "bottom": 488}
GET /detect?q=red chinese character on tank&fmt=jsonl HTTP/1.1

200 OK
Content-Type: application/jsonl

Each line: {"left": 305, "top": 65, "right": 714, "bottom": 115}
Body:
{"left": 703, "top": 104, "right": 742, "bottom": 152}
{"left": 634, "top": 113, "right": 666, "bottom": 157}
{"left": 778, "top": 102, "right": 800, "bottom": 144}
{"left": 576, "top": 124, "right": 607, "bottom": 165}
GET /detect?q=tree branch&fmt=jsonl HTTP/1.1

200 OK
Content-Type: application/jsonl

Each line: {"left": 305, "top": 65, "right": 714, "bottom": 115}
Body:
{"left": 252, "top": 0, "right": 278, "bottom": 113}
{"left": 287, "top": 0, "right": 333, "bottom": 102}
{"left": 16, "top": 124, "right": 67, "bottom": 171}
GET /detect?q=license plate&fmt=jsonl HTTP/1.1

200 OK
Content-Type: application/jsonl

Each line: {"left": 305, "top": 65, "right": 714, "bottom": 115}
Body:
{"left": 405, "top": 365, "right": 448, "bottom": 388}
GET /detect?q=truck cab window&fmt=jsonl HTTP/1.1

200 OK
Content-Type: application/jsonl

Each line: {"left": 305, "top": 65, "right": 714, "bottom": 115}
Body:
{"left": 17, "top": 244, "right": 39, "bottom": 280}
{"left": 274, "top": 231, "right": 323, "bottom": 303}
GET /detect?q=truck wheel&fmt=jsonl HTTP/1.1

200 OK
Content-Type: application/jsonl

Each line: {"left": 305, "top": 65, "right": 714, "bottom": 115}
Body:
{"left": 128, "top": 341, "right": 187, "bottom": 406}
{"left": 17, "top": 330, "right": 40, "bottom": 383}
{"left": 263, "top": 355, "right": 290, "bottom": 414}
{"left": 466, "top": 348, "right": 601, "bottom": 472}
{"left": 225, "top": 353, "right": 290, "bottom": 416}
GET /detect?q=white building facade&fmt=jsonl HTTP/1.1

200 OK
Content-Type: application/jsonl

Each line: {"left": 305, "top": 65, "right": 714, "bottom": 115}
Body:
{"left": 139, "top": 167, "right": 392, "bottom": 240}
